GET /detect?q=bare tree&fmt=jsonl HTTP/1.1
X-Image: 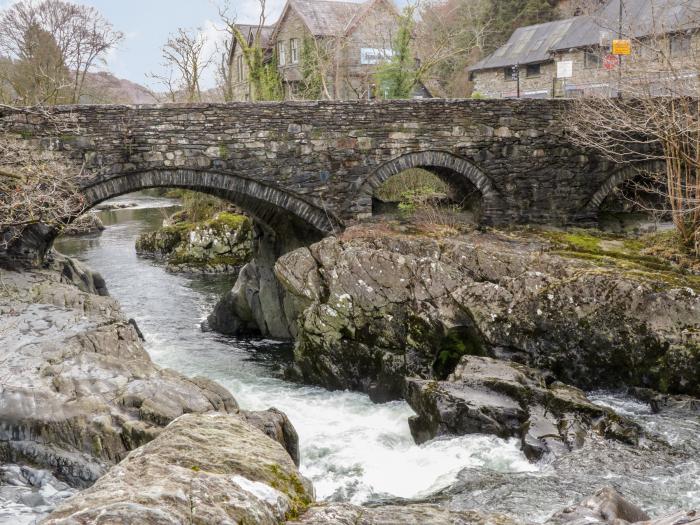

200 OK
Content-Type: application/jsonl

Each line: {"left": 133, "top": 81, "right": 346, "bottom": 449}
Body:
{"left": 414, "top": 0, "right": 494, "bottom": 97}
{"left": 0, "top": 0, "right": 123, "bottom": 104}
{"left": 0, "top": 108, "right": 87, "bottom": 248}
{"left": 567, "top": 2, "right": 700, "bottom": 255}
{"left": 150, "top": 28, "right": 213, "bottom": 103}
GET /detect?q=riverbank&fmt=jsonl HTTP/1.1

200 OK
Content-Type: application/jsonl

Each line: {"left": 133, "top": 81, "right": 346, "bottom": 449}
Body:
{"left": 266, "top": 224, "right": 699, "bottom": 403}
{"left": 0, "top": 251, "right": 308, "bottom": 522}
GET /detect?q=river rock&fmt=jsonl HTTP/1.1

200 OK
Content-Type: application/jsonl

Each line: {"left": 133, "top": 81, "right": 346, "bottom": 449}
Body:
{"left": 0, "top": 256, "right": 238, "bottom": 488}
{"left": 42, "top": 412, "right": 314, "bottom": 525}
{"left": 546, "top": 487, "right": 700, "bottom": 525}
{"left": 0, "top": 465, "right": 77, "bottom": 525}
{"left": 288, "top": 503, "right": 518, "bottom": 524}
{"left": 208, "top": 223, "right": 313, "bottom": 339}
{"left": 274, "top": 229, "right": 700, "bottom": 401}
{"left": 135, "top": 211, "right": 252, "bottom": 273}
{"left": 405, "top": 356, "right": 644, "bottom": 458}
{"left": 94, "top": 201, "right": 136, "bottom": 211}
{"left": 60, "top": 214, "right": 105, "bottom": 236}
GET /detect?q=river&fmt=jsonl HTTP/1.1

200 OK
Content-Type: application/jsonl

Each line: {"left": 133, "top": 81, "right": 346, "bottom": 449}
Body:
{"left": 53, "top": 195, "right": 535, "bottom": 505}
{"left": 4, "top": 194, "right": 697, "bottom": 524}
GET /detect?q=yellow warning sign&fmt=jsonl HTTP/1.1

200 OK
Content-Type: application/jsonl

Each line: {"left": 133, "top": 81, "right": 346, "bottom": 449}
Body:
{"left": 612, "top": 39, "right": 631, "bottom": 55}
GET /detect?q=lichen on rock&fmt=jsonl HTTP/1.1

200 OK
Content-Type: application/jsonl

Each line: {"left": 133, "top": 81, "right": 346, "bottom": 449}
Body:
{"left": 135, "top": 211, "right": 252, "bottom": 273}
{"left": 274, "top": 227, "right": 700, "bottom": 401}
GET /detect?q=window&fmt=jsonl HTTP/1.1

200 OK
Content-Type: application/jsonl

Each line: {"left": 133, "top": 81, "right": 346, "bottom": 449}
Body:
{"left": 670, "top": 32, "right": 691, "bottom": 57}
{"left": 360, "top": 48, "right": 393, "bottom": 65}
{"left": 584, "top": 48, "right": 602, "bottom": 69}
{"left": 290, "top": 38, "right": 299, "bottom": 64}
{"left": 277, "top": 41, "right": 287, "bottom": 66}
{"left": 236, "top": 55, "right": 244, "bottom": 82}
{"left": 503, "top": 66, "right": 518, "bottom": 81}
{"left": 526, "top": 63, "right": 540, "bottom": 77}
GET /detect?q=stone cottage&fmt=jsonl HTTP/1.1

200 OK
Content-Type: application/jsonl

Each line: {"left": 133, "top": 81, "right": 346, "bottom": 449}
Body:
{"left": 229, "top": 0, "right": 412, "bottom": 101}
{"left": 468, "top": 0, "right": 700, "bottom": 99}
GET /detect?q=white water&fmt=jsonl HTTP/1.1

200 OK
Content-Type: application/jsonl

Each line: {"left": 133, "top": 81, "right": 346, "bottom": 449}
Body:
{"left": 55, "top": 195, "right": 537, "bottom": 504}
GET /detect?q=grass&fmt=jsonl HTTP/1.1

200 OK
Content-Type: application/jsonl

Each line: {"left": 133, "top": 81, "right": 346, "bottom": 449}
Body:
{"left": 539, "top": 228, "right": 700, "bottom": 291}
{"left": 375, "top": 168, "right": 449, "bottom": 202}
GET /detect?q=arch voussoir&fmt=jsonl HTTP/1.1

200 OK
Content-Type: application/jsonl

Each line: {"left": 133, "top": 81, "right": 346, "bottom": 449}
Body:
{"left": 360, "top": 150, "right": 502, "bottom": 215}
{"left": 81, "top": 169, "right": 341, "bottom": 235}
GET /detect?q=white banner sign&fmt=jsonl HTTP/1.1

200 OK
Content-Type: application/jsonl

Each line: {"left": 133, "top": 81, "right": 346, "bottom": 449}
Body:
{"left": 557, "top": 60, "right": 573, "bottom": 79}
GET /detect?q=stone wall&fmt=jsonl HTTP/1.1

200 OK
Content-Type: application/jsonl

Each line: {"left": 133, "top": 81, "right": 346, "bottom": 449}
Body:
{"left": 0, "top": 99, "right": 621, "bottom": 234}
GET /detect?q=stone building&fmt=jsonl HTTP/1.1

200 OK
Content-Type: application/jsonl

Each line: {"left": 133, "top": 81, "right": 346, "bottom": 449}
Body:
{"left": 229, "top": 0, "right": 406, "bottom": 101}
{"left": 228, "top": 25, "right": 276, "bottom": 102}
{"left": 468, "top": 0, "right": 700, "bottom": 99}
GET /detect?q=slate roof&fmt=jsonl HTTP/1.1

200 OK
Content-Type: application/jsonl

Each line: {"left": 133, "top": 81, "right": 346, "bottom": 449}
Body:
{"left": 469, "top": 18, "right": 576, "bottom": 71}
{"left": 234, "top": 24, "right": 276, "bottom": 49}
{"left": 290, "top": 0, "right": 363, "bottom": 36}
{"left": 553, "top": 0, "right": 700, "bottom": 50}
{"left": 469, "top": 0, "right": 700, "bottom": 72}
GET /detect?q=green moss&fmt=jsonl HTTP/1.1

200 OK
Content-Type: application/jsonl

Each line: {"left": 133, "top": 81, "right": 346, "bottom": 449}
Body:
{"left": 266, "top": 464, "right": 312, "bottom": 520}
{"left": 433, "top": 326, "right": 485, "bottom": 379}
{"left": 542, "top": 228, "right": 700, "bottom": 292}
{"left": 207, "top": 212, "right": 249, "bottom": 231}
{"left": 218, "top": 143, "right": 229, "bottom": 159}
{"left": 91, "top": 435, "right": 103, "bottom": 456}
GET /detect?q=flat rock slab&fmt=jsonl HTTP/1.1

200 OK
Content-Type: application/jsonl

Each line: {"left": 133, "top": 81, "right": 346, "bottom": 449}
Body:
{"left": 287, "top": 503, "right": 518, "bottom": 525}
{"left": 43, "top": 413, "right": 314, "bottom": 524}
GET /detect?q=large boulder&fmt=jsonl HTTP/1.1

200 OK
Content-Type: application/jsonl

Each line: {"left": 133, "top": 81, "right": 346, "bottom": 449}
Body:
{"left": 546, "top": 487, "right": 699, "bottom": 525}
{"left": 274, "top": 229, "right": 700, "bottom": 402}
{"left": 288, "top": 503, "right": 518, "bottom": 525}
{"left": 42, "top": 413, "right": 314, "bottom": 524}
{"left": 135, "top": 211, "right": 252, "bottom": 273}
{"left": 405, "top": 356, "right": 645, "bottom": 458}
{"left": 60, "top": 214, "right": 105, "bottom": 236}
{"left": 0, "top": 257, "right": 238, "bottom": 487}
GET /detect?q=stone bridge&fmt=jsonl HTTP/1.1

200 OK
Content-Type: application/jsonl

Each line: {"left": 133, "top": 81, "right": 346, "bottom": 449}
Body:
{"left": 2, "top": 99, "right": 631, "bottom": 249}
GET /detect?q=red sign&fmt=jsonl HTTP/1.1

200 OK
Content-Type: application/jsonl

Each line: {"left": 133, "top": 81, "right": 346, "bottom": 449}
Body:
{"left": 603, "top": 54, "right": 618, "bottom": 70}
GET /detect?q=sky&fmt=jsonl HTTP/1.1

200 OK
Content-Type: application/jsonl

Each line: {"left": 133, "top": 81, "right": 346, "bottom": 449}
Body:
{"left": 0, "top": 0, "right": 293, "bottom": 90}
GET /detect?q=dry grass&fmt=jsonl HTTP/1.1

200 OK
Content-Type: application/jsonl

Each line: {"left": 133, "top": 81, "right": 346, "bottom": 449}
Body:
{"left": 375, "top": 168, "right": 449, "bottom": 202}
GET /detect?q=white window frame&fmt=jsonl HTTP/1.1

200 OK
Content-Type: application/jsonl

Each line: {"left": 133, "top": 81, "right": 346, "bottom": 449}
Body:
{"left": 360, "top": 47, "right": 393, "bottom": 65}
{"left": 277, "top": 41, "right": 287, "bottom": 66}
{"left": 290, "top": 38, "right": 299, "bottom": 64}
{"left": 236, "top": 55, "right": 244, "bottom": 82}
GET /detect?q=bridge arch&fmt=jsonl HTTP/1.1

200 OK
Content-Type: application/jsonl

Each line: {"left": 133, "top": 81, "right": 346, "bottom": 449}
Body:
{"left": 580, "top": 161, "right": 665, "bottom": 219}
{"left": 80, "top": 169, "right": 342, "bottom": 237}
{"left": 359, "top": 151, "right": 502, "bottom": 220}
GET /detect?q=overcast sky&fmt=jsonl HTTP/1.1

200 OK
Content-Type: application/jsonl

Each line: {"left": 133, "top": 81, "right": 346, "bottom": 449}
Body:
{"left": 0, "top": 0, "right": 381, "bottom": 91}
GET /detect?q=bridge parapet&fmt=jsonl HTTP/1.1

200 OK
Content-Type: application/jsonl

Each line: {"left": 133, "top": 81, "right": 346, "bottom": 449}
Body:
{"left": 1, "top": 99, "right": 619, "bottom": 232}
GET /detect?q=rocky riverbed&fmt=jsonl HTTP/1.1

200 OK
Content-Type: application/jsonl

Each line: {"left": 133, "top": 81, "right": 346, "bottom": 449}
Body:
{"left": 2, "top": 203, "right": 700, "bottom": 524}
{"left": 0, "top": 252, "right": 304, "bottom": 522}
